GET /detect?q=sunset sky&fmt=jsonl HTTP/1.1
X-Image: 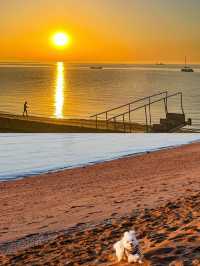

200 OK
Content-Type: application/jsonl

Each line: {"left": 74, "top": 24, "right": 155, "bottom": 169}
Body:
{"left": 1, "top": 0, "right": 200, "bottom": 63}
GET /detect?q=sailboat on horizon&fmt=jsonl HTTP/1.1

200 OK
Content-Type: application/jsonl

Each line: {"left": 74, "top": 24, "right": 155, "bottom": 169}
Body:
{"left": 181, "top": 56, "right": 194, "bottom": 72}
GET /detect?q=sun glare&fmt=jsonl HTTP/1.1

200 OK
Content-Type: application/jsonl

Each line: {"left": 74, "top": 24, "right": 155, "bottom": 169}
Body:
{"left": 52, "top": 32, "right": 70, "bottom": 48}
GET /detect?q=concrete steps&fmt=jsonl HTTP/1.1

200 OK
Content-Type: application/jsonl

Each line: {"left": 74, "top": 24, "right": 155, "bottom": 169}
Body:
{"left": 152, "top": 113, "right": 191, "bottom": 133}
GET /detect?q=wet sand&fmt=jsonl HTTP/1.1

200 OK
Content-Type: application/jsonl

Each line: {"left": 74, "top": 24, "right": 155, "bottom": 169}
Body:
{"left": 0, "top": 142, "right": 200, "bottom": 265}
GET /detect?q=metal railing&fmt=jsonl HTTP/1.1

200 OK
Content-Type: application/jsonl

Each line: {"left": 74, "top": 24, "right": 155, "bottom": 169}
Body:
{"left": 90, "top": 91, "right": 184, "bottom": 132}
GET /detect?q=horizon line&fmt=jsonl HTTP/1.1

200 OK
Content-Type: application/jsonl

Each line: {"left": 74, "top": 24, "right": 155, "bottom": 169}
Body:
{"left": 1, "top": 60, "right": 200, "bottom": 65}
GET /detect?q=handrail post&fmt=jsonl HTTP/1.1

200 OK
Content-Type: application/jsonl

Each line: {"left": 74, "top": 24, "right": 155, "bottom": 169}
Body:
{"left": 96, "top": 115, "right": 98, "bottom": 129}
{"left": 164, "top": 98, "right": 167, "bottom": 116}
{"left": 114, "top": 118, "right": 117, "bottom": 130}
{"left": 180, "top": 93, "right": 184, "bottom": 114}
{"left": 106, "top": 112, "right": 108, "bottom": 129}
{"left": 148, "top": 97, "right": 152, "bottom": 126}
{"left": 163, "top": 91, "right": 168, "bottom": 116}
{"left": 129, "top": 121, "right": 132, "bottom": 133}
{"left": 165, "top": 91, "right": 168, "bottom": 114}
{"left": 145, "top": 106, "right": 148, "bottom": 133}
{"left": 123, "top": 114, "right": 126, "bottom": 132}
{"left": 129, "top": 104, "right": 131, "bottom": 122}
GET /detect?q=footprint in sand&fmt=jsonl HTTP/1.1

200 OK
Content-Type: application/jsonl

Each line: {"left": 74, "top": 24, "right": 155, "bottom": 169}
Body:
{"left": 27, "top": 221, "right": 39, "bottom": 225}
{"left": 87, "top": 211, "right": 102, "bottom": 215}
{"left": 71, "top": 204, "right": 95, "bottom": 209}
{"left": 46, "top": 215, "right": 54, "bottom": 219}
{"left": 38, "top": 225, "right": 49, "bottom": 229}
{"left": 111, "top": 213, "right": 118, "bottom": 217}
{"left": 113, "top": 200, "right": 124, "bottom": 204}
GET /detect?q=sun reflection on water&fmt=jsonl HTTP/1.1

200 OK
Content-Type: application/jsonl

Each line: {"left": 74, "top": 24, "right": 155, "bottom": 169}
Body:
{"left": 55, "top": 62, "right": 65, "bottom": 118}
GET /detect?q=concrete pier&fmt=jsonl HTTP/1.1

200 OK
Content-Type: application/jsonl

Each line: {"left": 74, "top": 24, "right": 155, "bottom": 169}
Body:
{"left": 0, "top": 112, "right": 145, "bottom": 133}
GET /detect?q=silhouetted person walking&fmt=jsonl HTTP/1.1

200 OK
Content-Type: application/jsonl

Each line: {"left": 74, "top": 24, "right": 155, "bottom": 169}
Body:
{"left": 23, "top": 101, "right": 28, "bottom": 117}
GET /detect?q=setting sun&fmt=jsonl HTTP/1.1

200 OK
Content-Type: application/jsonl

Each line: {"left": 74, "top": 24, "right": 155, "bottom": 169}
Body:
{"left": 52, "top": 32, "right": 70, "bottom": 48}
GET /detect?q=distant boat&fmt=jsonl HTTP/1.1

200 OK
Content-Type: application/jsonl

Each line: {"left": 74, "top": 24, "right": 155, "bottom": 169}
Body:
{"left": 156, "top": 62, "right": 165, "bottom": 66}
{"left": 90, "top": 66, "right": 103, "bottom": 70}
{"left": 181, "top": 57, "right": 194, "bottom": 72}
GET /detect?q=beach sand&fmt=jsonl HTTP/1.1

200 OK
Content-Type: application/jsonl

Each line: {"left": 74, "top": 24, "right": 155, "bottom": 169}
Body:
{"left": 0, "top": 142, "right": 200, "bottom": 265}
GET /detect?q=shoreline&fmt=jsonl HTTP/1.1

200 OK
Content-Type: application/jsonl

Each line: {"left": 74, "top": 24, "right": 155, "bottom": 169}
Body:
{"left": 1, "top": 139, "right": 199, "bottom": 183}
{"left": 0, "top": 141, "right": 200, "bottom": 250}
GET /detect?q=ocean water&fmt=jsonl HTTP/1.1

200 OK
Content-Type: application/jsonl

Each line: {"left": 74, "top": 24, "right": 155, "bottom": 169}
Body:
{"left": 0, "top": 63, "right": 200, "bottom": 127}
{"left": 0, "top": 133, "right": 199, "bottom": 181}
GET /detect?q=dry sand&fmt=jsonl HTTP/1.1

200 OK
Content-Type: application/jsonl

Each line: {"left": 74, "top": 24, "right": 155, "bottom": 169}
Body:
{"left": 1, "top": 192, "right": 199, "bottom": 265}
{"left": 0, "top": 142, "right": 200, "bottom": 265}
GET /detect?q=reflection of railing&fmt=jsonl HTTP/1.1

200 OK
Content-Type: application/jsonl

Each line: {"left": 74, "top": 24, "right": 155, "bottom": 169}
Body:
{"left": 90, "top": 91, "right": 185, "bottom": 132}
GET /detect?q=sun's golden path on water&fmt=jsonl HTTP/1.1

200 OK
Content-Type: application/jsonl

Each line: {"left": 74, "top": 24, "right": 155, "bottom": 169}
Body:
{"left": 55, "top": 62, "right": 65, "bottom": 118}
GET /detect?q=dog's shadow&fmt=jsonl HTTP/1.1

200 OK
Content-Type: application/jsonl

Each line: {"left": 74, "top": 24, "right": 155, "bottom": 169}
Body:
{"left": 110, "top": 263, "right": 150, "bottom": 266}
{"left": 106, "top": 255, "right": 151, "bottom": 266}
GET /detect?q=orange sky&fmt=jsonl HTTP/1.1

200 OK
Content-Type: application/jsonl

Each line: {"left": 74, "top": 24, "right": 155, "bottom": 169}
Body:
{"left": 1, "top": 0, "right": 200, "bottom": 63}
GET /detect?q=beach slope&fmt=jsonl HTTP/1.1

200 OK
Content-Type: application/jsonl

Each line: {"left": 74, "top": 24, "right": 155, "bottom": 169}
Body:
{"left": 0, "top": 142, "right": 200, "bottom": 265}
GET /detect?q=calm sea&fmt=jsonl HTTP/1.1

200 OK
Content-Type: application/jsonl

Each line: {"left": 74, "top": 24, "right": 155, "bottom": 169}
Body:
{"left": 0, "top": 134, "right": 199, "bottom": 181}
{"left": 0, "top": 62, "right": 200, "bottom": 127}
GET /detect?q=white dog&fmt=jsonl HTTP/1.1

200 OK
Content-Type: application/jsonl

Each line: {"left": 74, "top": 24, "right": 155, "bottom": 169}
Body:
{"left": 113, "top": 230, "right": 143, "bottom": 264}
